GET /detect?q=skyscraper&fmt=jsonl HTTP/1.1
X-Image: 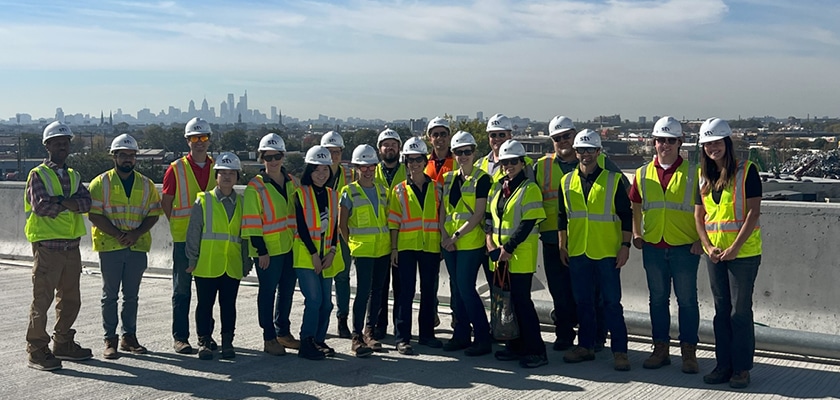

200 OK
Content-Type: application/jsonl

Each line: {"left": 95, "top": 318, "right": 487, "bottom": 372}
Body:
{"left": 227, "top": 93, "right": 235, "bottom": 122}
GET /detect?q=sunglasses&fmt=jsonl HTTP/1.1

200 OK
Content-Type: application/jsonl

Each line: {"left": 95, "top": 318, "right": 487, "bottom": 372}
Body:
{"left": 655, "top": 137, "right": 679, "bottom": 145}
{"left": 188, "top": 135, "right": 210, "bottom": 143}
{"left": 575, "top": 148, "right": 598, "bottom": 154}
{"left": 453, "top": 149, "right": 473, "bottom": 157}
{"left": 499, "top": 158, "right": 520, "bottom": 167}
{"left": 552, "top": 132, "right": 574, "bottom": 142}
{"left": 406, "top": 156, "right": 426, "bottom": 164}
{"left": 263, "top": 153, "right": 284, "bottom": 162}
{"left": 489, "top": 131, "right": 508, "bottom": 139}
{"left": 429, "top": 131, "right": 449, "bottom": 138}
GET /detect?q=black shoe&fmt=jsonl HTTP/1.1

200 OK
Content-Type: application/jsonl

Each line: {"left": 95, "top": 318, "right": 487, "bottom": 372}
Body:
{"left": 208, "top": 337, "right": 219, "bottom": 351}
{"left": 315, "top": 341, "right": 336, "bottom": 357}
{"left": 220, "top": 334, "right": 235, "bottom": 359}
{"left": 494, "top": 349, "right": 519, "bottom": 362}
{"left": 520, "top": 353, "right": 548, "bottom": 369}
{"left": 372, "top": 326, "right": 386, "bottom": 341}
{"left": 464, "top": 342, "right": 492, "bottom": 357}
{"left": 298, "top": 337, "right": 326, "bottom": 360}
{"left": 197, "top": 337, "right": 213, "bottom": 360}
{"left": 704, "top": 367, "right": 733, "bottom": 385}
{"left": 730, "top": 370, "right": 751, "bottom": 389}
{"left": 396, "top": 342, "right": 415, "bottom": 355}
{"left": 442, "top": 339, "right": 470, "bottom": 352}
{"left": 418, "top": 337, "right": 443, "bottom": 348}
{"left": 337, "top": 316, "right": 352, "bottom": 339}
{"left": 553, "top": 339, "right": 573, "bottom": 352}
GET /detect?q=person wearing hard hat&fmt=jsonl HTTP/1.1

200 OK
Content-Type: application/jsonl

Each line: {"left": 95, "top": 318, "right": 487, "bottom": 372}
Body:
{"left": 424, "top": 117, "right": 457, "bottom": 183}
{"left": 242, "top": 133, "right": 300, "bottom": 356}
{"left": 558, "top": 129, "right": 632, "bottom": 371}
{"left": 694, "top": 118, "right": 762, "bottom": 389}
{"left": 629, "top": 117, "right": 702, "bottom": 373}
{"left": 24, "top": 121, "right": 93, "bottom": 371}
{"left": 320, "top": 131, "right": 355, "bottom": 340}
{"left": 293, "top": 146, "right": 345, "bottom": 361}
{"left": 162, "top": 117, "right": 216, "bottom": 354}
{"left": 475, "top": 113, "right": 534, "bottom": 181}
{"left": 486, "top": 139, "right": 547, "bottom": 368}
{"left": 372, "top": 128, "right": 405, "bottom": 340}
{"left": 534, "top": 115, "right": 619, "bottom": 353}
{"left": 389, "top": 137, "right": 443, "bottom": 355}
{"left": 338, "top": 144, "right": 390, "bottom": 358}
{"left": 88, "top": 134, "right": 162, "bottom": 360}
{"left": 185, "top": 152, "right": 251, "bottom": 360}
{"left": 438, "top": 131, "right": 493, "bottom": 356}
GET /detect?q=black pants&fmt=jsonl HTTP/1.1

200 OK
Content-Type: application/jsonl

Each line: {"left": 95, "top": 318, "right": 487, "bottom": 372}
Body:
{"left": 194, "top": 274, "right": 240, "bottom": 337}
{"left": 503, "top": 268, "right": 545, "bottom": 356}
{"left": 376, "top": 263, "right": 400, "bottom": 332}
{"left": 542, "top": 241, "right": 577, "bottom": 344}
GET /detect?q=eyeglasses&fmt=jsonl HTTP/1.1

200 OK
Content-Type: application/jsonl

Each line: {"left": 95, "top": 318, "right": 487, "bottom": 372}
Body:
{"left": 328, "top": 149, "right": 343, "bottom": 156}
{"left": 552, "top": 132, "right": 574, "bottom": 142}
{"left": 489, "top": 131, "right": 508, "bottom": 139}
{"left": 405, "top": 156, "right": 427, "bottom": 164}
{"left": 188, "top": 135, "right": 210, "bottom": 143}
{"left": 453, "top": 149, "right": 473, "bottom": 156}
{"left": 655, "top": 137, "right": 679, "bottom": 145}
{"left": 115, "top": 153, "right": 136, "bottom": 160}
{"left": 575, "top": 147, "right": 598, "bottom": 154}
{"left": 262, "top": 153, "right": 284, "bottom": 162}
{"left": 499, "top": 158, "right": 520, "bottom": 166}
{"left": 356, "top": 164, "right": 376, "bottom": 171}
{"left": 429, "top": 130, "right": 449, "bottom": 139}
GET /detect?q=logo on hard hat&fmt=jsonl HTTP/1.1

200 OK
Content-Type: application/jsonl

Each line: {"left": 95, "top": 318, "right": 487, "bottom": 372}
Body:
{"left": 317, "top": 153, "right": 327, "bottom": 158}
{"left": 579, "top": 136, "right": 591, "bottom": 141}
{"left": 410, "top": 143, "right": 418, "bottom": 149}
{"left": 123, "top": 139, "right": 132, "bottom": 144}
{"left": 703, "top": 130, "right": 714, "bottom": 136}
{"left": 660, "top": 127, "right": 670, "bottom": 132}
{"left": 58, "top": 127, "right": 68, "bottom": 132}
{"left": 221, "top": 158, "right": 232, "bottom": 163}
{"left": 492, "top": 120, "right": 501, "bottom": 126}
{"left": 267, "top": 139, "right": 277, "bottom": 145}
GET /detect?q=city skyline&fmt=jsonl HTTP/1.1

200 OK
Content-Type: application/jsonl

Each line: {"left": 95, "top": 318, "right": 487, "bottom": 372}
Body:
{"left": 1, "top": 0, "right": 838, "bottom": 122}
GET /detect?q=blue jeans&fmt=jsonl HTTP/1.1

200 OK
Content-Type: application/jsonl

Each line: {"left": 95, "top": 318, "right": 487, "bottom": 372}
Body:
{"left": 394, "top": 250, "right": 440, "bottom": 344}
{"left": 568, "top": 255, "right": 628, "bottom": 353}
{"left": 708, "top": 255, "right": 760, "bottom": 372}
{"left": 172, "top": 242, "right": 202, "bottom": 341}
{"left": 352, "top": 256, "right": 389, "bottom": 334}
{"left": 642, "top": 243, "right": 700, "bottom": 344}
{"left": 442, "top": 248, "right": 490, "bottom": 344}
{"left": 255, "top": 252, "right": 295, "bottom": 341}
{"left": 333, "top": 237, "right": 352, "bottom": 318}
{"left": 100, "top": 248, "right": 147, "bottom": 339}
{"left": 296, "top": 268, "right": 333, "bottom": 342}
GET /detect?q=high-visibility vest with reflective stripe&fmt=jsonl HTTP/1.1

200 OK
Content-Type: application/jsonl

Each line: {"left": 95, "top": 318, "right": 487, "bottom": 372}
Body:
{"left": 475, "top": 154, "right": 534, "bottom": 182}
{"left": 441, "top": 167, "right": 487, "bottom": 251}
{"left": 344, "top": 182, "right": 391, "bottom": 258}
{"left": 242, "top": 173, "right": 298, "bottom": 257}
{"left": 193, "top": 190, "right": 244, "bottom": 279}
{"left": 425, "top": 155, "right": 458, "bottom": 183}
{"left": 701, "top": 160, "right": 762, "bottom": 258}
{"left": 333, "top": 165, "right": 356, "bottom": 191}
{"left": 90, "top": 169, "right": 162, "bottom": 252}
{"left": 635, "top": 160, "right": 699, "bottom": 246}
{"left": 488, "top": 179, "right": 545, "bottom": 273}
{"left": 375, "top": 162, "right": 407, "bottom": 190}
{"left": 535, "top": 153, "right": 606, "bottom": 233}
{"left": 292, "top": 185, "right": 345, "bottom": 278}
{"left": 24, "top": 164, "right": 86, "bottom": 242}
{"left": 169, "top": 156, "right": 214, "bottom": 242}
{"left": 388, "top": 179, "right": 441, "bottom": 253}
{"left": 563, "top": 169, "right": 622, "bottom": 260}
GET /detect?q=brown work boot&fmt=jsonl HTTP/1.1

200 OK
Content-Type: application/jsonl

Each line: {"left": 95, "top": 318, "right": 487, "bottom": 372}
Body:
{"left": 104, "top": 337, "right": 120, "bottom": 360}
{"left": 363, "top": 327, "right": 383, "bottom": 352}
{"left": 264, "top": 339, "right": 287, "bottom": 356}
{"left": 613, "top": 352, "right": 631, "bottom": 371}
{"left": 52, "top": 331, "right": 93, "bottom": 361}
{"left": 563, "top": 346, "right": 595, "bottom": 363}
{"left": 643, "top": 341, "right": 671, "bottom": 369}
{"left": 120, "top": 334, "right": 148, "bottom": 355}
{"left": 680, "top": 343, "right": 699, "bottom": 374}
{"left": 27, "top": 347, "right": 62, "bottom": 371}
{"left": 276, "top": 334, "right": 300, "bottom": 350}
{"left": 351, "top": 334, "right": 373, "bottom": 358}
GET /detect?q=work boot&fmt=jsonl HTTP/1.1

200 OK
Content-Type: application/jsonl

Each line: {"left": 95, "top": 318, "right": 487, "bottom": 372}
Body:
{"left": 298, "top": 336, "right": 326, "bottom": 360}
{"left": 396, "top": 342, "right": 414, "bottom": 355}
{"left": 276, "top": 334, "right": 300, "bottom": 350}
{"left": 442, "top": 338, "right": 470, "bottom": 352}
{"left": 520, "top": 353, "right": 549, "bottom": 369}
{"left": 494, "top": 348, "right": 519, "bottom": 362}
{"left": 643, "top": 341, "right": 671, "bottom": 369}
{"left": 703, "top": 366, "right": 733, "bottom": 384}
{"left": 220, "top": 333, "right": 235, "bottom": 359}
{"left": 173, "top": 339, "right": 193, "bottom": 354}
{"left": 208, "top": 337, "right": 219, "bottom": 351}
{"left": 120, "top": 334, "right": 147, "bottom": 355}
{"left": 363, "top": 327, "right": 383, "bottom": 352}
{"left": 337, "top": 316, "right": 351, "bottom": 339}
{"left": 680, "top": 343, "right": 699, "bottom": 374}
{"left": 563, "top": 346, "right": 595, "bottom": 363}
{"left": 614, "top": 352, "right": 631, "bottom": 371}
{"left": 351, "top": 334, "right": 373, "bottom": 358}
{"left": 264, "top": 339, "right": 287, "bottom": 356}
{"left": 464, "top": 341, "right": 493, "bottom": 357}
{"left": 315, "top": 341, "right": 336, "bottom": 357}
{"left": 372, "top": 326, "right": 386, "bottom": 341}
{"left": 730, "top": 370, "right": 751, "bottom": 389}
{"left": 27, "top": 347, "right": 62, "bottom": 371}
{"left": 52, "top": 331, "right": 93, "bottom": 361}
{"left": 103, "top": 337, "right": 120, "bottom": 360}
{"left": 197, "top": 336, "right": 214, "bottom": 360}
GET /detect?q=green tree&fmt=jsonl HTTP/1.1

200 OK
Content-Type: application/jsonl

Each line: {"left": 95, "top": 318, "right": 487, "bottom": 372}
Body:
{"left": 452, "top": 119, "right": 490, "bottom": 156}
{"left": 140, "top": 125, "right": 188, "bottom": 153}
{"left": 217, "top": 128, "right": 248, "bottom": 152}
{"left": 21, "top": 133, "right": 47, "bottom": 158}
{"left": 284, "top": 153, "right": 305, "bottom": 178}
{"left": 67, "top": 151, "right": 113, "bottom": 182}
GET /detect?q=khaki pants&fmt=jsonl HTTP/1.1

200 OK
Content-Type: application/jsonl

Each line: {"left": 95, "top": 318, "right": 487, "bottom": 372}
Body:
{"left": 26, "top": 243, "right": 83, "bottom": 353}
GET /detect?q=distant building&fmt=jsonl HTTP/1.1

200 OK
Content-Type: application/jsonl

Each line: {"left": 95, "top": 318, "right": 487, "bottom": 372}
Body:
{"left": 594, "top": 114, "right": 621, "bottom": 125}
{"left": 638, "top": 116, "right": 646, "bottom": 125}
{"left": 476, "top": 111, "right": 484, "bottom": 121}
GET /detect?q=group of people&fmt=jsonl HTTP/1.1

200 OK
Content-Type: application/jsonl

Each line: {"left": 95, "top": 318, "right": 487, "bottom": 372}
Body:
{"left": 23, "top": 113, "right": 762, "bottom": 389}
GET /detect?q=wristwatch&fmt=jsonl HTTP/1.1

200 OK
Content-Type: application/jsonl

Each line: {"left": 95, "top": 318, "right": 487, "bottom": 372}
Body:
{"left": 621, "top": 241, "right": 631, "bottom": 248}
{"left": 453, "top": 231, "right": 461, "bottom": 239}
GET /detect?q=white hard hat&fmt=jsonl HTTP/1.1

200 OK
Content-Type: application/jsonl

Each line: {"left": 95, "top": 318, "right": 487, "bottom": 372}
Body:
{"left": 184, "top": 117, "right": 212, "bottom": 138}
{"left": 320, "top": 131, "right": 344, "bottom": 148}
{"left": 652, "top": 116, "right": 683, "bottom": 138}
{"left": 698, "top": 118, "right": 732, "bottom": 144}
{"left": 213, "top": 152, "right": 242, "bottom": 170}
{"left": 426, "top": 117, "right": 450, "bottom": 134}
{"left": 402, "top": 136, "right": 428, "bottom": 155}
{"left": 110, "top": 133, "right": 139, "bottom": 153}
{"left": 573, "top": 129, "right": 602, "bottom": 148}
{"left": 351, "top": 144, "right": 379, "bottom": 165}
{"left": 377, "top": 128, "right": 402, "bottom": 147}
{"left": 548, "top": 115, "right": 575, "bottom": 137}
{"left": 498, "top": 140, "right": 526, "bottom": 161}
{"left": 258, "top": 133, "right": 286, "bottom": 152}
{"left": 304, "top": 146, "right": 333, "bottom": 165}
{"left": 486, "top": 113, "right": 513, "bottom": 132}
{"left": 42, "top": 121, "right": 73, "bottom": 144}
{"left": 450, "top": 131, "right": 477, "bottom": 150}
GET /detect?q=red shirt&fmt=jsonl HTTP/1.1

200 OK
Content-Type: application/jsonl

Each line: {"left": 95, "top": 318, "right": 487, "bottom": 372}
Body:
{"left": 424, "top": 150, "right": 455, "bottom": 184}
{"left": 629, "top": 156, "right": 684, "bottom": 248}
{"left": 162, "top": 154, "right": 213, "bottom": 196}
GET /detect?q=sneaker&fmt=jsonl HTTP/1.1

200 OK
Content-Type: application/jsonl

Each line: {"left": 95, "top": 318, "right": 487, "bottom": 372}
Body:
{"left": 197, "top": 337, "right": 214, "bottom": 360}
{"left": 28, "top": 347, "right": 62, "bottom": 371}
{"left": 680, "top": 343, "right": 699, "bottom": 374}
{"left": 351, "top": 334, "right": 373, "bottom": 358}
{"left": 614, "top": 352, "right": 631, "bottom": 371}
{"left": 418, "top": 337, "right": 443, "bottom": 348}
{"left": 442, "top": 339, "right": 470, "bottom": 352}
{"left": 173, "top": 339, "right": 193, "bottom": 354}
{"left": 494, "top": 349, "right": 519, "bottom": 362}
{"left": 53, "top": 339, "right": 93, "bottom": 361}
{"left": 264, "top": 339, "right": 287, "bottom": 356}
{"left": 563, "top": 346, "right": 595, "bottom": 363}
{"left": 337, "top": 316, "right": 352, "bottom": 339}
{"left": 396, "top": 342, "right": 415, "bottom": 355}
{"left": 276, "top": 334, "right": 300, "bottom": 350}
{"left": 552, "top": 339, "right": 573, "bottom": 352}
{"left": 464, "top": 341, "right": 492, "bottom": 357}
{"left": 298, "top": 337, "right": 326, "bottom": 360}
{"left": 315, "top": 341, "right": 336, "bottom": 357}
{"left": 520, "top": 353, "right": 549, "bottom": 369}
{"left": 120, "top": 334, "right": 147, "bottom": 355}
{"left": 103, "top": 337, "right": 120, "bottom": 360}
{"left": 642, "top": 341, "right": 671, "bottom": 369}
{"left": 704, "top": 367, "right": 733, "bottom": 385}
{"left": 729, "top": 370, "right": 751, "bottom": 389}
{"left": 363, "top": 329, "right": 384, "bottom": 352}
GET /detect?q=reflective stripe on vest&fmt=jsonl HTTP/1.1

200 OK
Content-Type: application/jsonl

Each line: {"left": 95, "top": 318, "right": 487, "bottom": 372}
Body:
{"left": 24, "top": 164, "right": 86, "bottom": 242}
{"left": 563, "top": 172, "right": 620, "bottom": 223}
{"left": 563, "top": 169, "right": 622, "bottom": 259}
{"left": 640, "top": 162, "right": 696, "bottom": 213}
{"left": 347, "top": 184, "right": 389, "bottom": 236}
{"left": 193, "top": 190, "right": 244, "bottom": 279}
{"left": 91, "top": 169, "right": 160, "bottom": 252}
{"left": 703, "top": 161, "right": 762, "bottom": 233}
{"left": 169, "top": 156, "right": 214, "bottom": 242}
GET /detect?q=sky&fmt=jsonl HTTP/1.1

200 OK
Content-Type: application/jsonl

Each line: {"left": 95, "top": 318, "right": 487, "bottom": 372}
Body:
{"left": 0, "top": 0, "right": 838, "bottom": 123}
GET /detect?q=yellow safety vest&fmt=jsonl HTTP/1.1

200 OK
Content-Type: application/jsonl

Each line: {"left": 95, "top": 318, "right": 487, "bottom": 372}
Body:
{"left": 333, "top": 165, "right": 356, "bottom": 191}
{"left": 343, "top": 182, "right": 391, "bottom": 258}
{"left": 635, "top": 160, "right": 699, "bottom": 246}
{"left": 169, "top": 156, "right": 214, "bottom": 242}
{"left": 441, "top": 167, "right": 487, "bottom": 251}
{"left": 242, "top": 173, "right": 298, "bottom": 257}
{"left": 193, "top": 190, "right": 244, "bottom": 279}
{"left": 89, "top": 169, "right": 162, "bottom": 252}
{"left": 375, "top": 162, "right": 407, "bottom": 190}
{"left": 536, "top": 153, "right": 606, "bottom": 233}
{"left": 563, "top": 169, "right": 622, "bottom": 260}
{"left": 24, "top": 164, "right": 86, "bottom": 242}
{"left": 701, "top": 160, "right": 762, "bottom": 258}
{"left": 292, "top": 185, "right": 345, "bottom": 278}
{"left": 388, "top": 179, "right": 441, "bottom": 253}
{"left": 488, "top": 179, "right": 545, "bottom": 273}
{"left": 475, "top": 154, "right": 534, "bottom": 182}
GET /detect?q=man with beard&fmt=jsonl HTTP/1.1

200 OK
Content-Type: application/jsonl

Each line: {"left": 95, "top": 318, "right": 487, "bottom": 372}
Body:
{"left": 88, "top": 134, "right": 162, "bottom": 359}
